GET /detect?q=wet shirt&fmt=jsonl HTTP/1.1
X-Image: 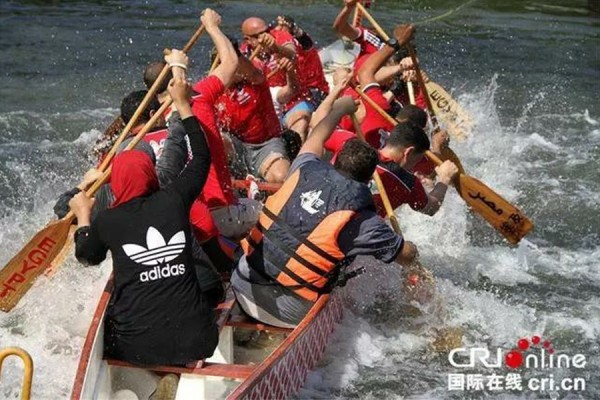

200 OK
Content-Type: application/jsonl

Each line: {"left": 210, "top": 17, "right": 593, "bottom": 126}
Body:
{"left": 216, "top": 79, "right": 281, "bottom": 144}
{"left": 353, "top": 26, "right": 384, "bottom": 72}
{"left": 360, "top": 84, "right": 394, "bottom": 148}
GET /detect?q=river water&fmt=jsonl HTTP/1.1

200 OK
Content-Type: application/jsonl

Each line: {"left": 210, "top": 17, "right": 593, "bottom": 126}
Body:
{"left": 0, "top": 0, "right": 598, "bottom": 399}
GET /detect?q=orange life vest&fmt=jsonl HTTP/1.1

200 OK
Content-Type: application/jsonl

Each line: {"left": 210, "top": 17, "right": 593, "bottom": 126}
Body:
{"left": 242, "top": 159, "right": 374, "bottom": 302}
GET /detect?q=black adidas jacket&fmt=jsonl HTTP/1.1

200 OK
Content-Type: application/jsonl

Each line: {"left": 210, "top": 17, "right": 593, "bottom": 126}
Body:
{"left": 74, "top": 116, "right": 218, "bottom": 366}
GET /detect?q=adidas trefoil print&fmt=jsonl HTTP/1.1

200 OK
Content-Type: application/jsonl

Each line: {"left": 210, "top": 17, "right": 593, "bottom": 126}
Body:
{"left": 122, "top": 227, "right": 187, "bottom": 282}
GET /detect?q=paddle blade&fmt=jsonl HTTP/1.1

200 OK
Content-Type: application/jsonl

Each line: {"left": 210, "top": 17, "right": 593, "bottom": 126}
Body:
{"left": 426, "top": 81, "right": 474, "bottom": 141}
{"left": 0, "top": 218, "right": 73, "bottom": 312}
{"left": 456, "top": 175, "right": 533, "bottom": 244}
{"left": 44, "top": 225, "right": 77, "bottom": 278}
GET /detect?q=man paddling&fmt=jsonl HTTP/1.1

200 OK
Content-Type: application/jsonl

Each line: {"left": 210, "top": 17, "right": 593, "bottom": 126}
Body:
{"left": 214, "top": 49, "right": 291, "bottom": 184}
{"left": 230, "top": 95, "right": 418, "bottom": 328}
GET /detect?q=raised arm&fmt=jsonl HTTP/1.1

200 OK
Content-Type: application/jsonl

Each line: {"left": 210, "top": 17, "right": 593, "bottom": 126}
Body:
{"left": 300, "top": 96, "right": 357, "bottom": 157}
{"left": 309, "top": 72, "right": 350, "bottom": 129}
{"left": 332, "top": 0, "right": 361, "bottom": 40}
{"left": 167, "top": 77, "right": 211, "bottom": 207}
{"left": 204, "top": 9, "right": 239, "bottom": 88}
{"left": 357, "top": 24, "right": 415, "bottom": 87}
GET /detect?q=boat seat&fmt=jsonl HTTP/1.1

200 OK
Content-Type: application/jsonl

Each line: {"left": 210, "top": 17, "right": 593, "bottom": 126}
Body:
{"left": 105, "top": 359, "right": 256, "bottom": 380}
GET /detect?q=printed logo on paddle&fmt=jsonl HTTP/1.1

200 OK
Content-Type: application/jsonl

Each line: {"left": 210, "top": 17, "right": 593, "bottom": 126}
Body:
{"left": 446, "top": 335, "right": 588, "bottom": 398}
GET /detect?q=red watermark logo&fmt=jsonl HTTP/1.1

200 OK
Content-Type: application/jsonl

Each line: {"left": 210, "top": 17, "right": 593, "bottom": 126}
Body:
{"left": 447, "top": 335, "right": 587, "bottom": 395}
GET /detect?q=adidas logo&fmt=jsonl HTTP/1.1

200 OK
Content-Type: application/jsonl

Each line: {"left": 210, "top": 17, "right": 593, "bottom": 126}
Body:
{"left": 122, "top": 227, "right": 186, "bottom": 266}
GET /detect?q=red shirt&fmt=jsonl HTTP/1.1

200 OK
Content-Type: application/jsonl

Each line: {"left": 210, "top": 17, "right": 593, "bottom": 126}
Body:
{"left": 216, "top": 80, "right": 281, "bottom": 144}
{"left": 360, "top": 84, "right": 393, "bottom": 149}
{"left": 353, "top": 27, "right": 383, "bottom": 71}
{"left": 374, "top": 158, "right": 428, "bottom": 217}
{"left": 191, "top": 76, "right": 236, "bottom": 209}
{"left": 297, "top": 46, "right": 329, "bottom": 95}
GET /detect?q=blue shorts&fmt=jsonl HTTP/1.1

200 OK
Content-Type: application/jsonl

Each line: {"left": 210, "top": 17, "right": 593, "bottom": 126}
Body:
{"left": 282, "top": 100, "right": 315, "bottom": 126}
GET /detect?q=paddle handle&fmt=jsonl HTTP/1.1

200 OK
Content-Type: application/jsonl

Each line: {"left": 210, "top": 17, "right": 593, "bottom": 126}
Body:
{"left": 350, "top": 113, "right": 402, "bottom": 235}
{"left": 209, "top": 54, "right": 220, "bottom": 73}
{"left": 406, "top": 44, "right": 439, "bottom": 130}
{"left": 407, "top": 81, "right": 416, "bottom": 105}
{"left": 248, "top": 45, "right": 262, "bottom": 61}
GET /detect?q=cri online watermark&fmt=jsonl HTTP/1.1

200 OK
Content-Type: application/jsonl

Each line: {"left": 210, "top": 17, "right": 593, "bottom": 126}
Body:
{"left": 447, "top": 336, "right": 587, "bottom": 395}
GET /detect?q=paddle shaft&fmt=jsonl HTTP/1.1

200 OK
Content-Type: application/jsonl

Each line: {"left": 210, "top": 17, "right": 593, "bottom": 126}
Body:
{"left": 357, "top": 3, "right": 389, "bottom": 40}
{"left": 407, "top": 82, "right": 416, "bottom": 105}
{"left": 350, "top": 113, "right": 402, "bottom": 234}
{"left": 406, "top": 44, "right": 441, "bottom": 130}
{"left": 97, "top": 24, "right": 205, "bottom": 172}
{"left": 210, "top": 54, "right": 220, "bottom": 73}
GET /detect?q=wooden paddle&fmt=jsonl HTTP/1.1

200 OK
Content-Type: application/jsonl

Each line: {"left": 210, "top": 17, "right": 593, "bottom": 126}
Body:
{"left": 209, "top": 54, "right": 220, "bottom": 73}
{"left": 351, "top": 83, "right": 533, "bottom": 244}
{"left": 350, "top": 114, "right": 402, "bottom": 234}
{"left": 97, "top": 24, "right": 206, "bottom": 173}
{"left": 407, "top": 81, "right": 416, "bottom": 105}
{"left": 0, "top": 95, "right": 174, "bottom": 312}
{"left": 355, "top": 2, "right": 474, "bottom": 141}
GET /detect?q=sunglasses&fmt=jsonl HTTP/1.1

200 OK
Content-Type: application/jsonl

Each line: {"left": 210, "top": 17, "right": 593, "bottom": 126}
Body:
{"left": 244, "top": 29, "right": 267, "bottom": 40}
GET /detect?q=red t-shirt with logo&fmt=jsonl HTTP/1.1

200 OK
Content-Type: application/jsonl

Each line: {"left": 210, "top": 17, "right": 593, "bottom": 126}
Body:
{"left": 191, "top": 76, "right": 236, "bottom": 209}
{"left": 353, "top": 26, "right": 384, "bottom": 71}
{"left": 216, "top": 80, "right": 281, "bottom": 144}
{"left": 374, "top": 156, "right": 428, "bottom": 217}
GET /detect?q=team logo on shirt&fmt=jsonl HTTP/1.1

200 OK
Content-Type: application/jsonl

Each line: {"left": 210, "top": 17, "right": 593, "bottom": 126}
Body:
{"left": 122, "top": 227, "right": 185, "bottom": 266}
{"left": 300, "top": 190, "right": 324, "bottom": 214}
{"left": 236, "top": 88, "right": 251, "bottom": 105}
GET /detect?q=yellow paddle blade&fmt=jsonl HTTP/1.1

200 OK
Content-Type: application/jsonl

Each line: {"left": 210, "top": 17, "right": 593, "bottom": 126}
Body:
{"left": 426, "top": 81, "right": 475, "bottom": 141}
{"left": 456, "top": 175, "right": 533, "bottom": 244}
{"left": 0, "top": 217, "right": 73, "bottom": 312}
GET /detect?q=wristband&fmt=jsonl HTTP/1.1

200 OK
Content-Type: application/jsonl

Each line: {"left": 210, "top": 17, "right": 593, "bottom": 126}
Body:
{"left": 169, "top": 63, "right": 188, "bottom": 70}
